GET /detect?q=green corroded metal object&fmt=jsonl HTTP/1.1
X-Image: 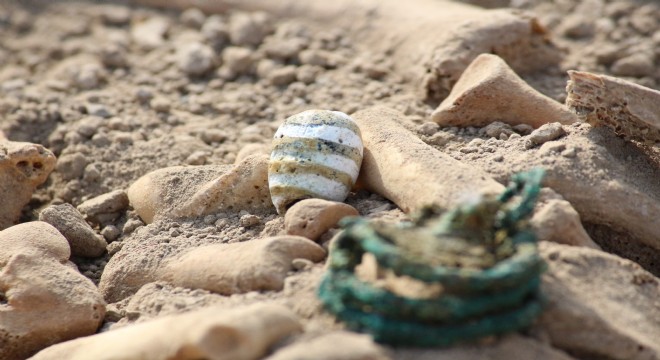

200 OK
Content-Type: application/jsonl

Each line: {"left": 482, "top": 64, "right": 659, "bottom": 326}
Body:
{"left": 317, "top": 168, "right": 547, "bottom": 347}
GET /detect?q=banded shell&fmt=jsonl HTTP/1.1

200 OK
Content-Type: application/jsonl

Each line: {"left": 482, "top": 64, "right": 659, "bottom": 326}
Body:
{"left": 269, "top": 110, "right": 363, "bottom": 214}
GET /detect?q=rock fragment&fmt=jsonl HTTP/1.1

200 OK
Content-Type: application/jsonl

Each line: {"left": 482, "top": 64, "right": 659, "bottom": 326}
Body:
{"left": 539, "top": 242, "right": 660, "bottom": 359}
{"left": 531, "top": 198, "right": 599, "bottom": 249}
{"left": 525, "top": 123, "right": 567, "bottom": 148}
{"left": 39, "top": 203, "right": 108, "bottom": 258}
{"left": 0, "top": 222, "right": 105, "bottom": 360}
{"left": 431, "top": 54, "right": 577, "bottom": 128}
{"left": 77, "top": 189, "right": 129, "bottom": 225}
{"left": 566, "top": 70, "right": 660, "bottom": 144}
{"left": 160, "top": 236, "right": 326, "bottom": 295}
{"left": 176, "top": 42, "right": 215, "bottom": 76}
{"left": 0, "top": 140, "right": 56, "bottom": 230}
{"left": 229, "top": 12, "right": 272, "bottom": 47}
{"left": 284, "top": 199, "right": 359, "bottom": 242}
{"left": 267, "top": 332, "right": 389, "bottom": 360}
{"left": 31, "top": 304, "right": 301, "bottom": 360}
{"left": 352, "top": 106, "right": 503, "bottom": 213}
{"left": 131, "top": 17, "right": 169, "bottom": 49}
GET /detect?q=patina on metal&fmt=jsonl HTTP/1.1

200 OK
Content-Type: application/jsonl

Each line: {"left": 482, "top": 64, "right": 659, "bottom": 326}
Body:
{"left": 318, "top": 168, "right": 547, "bottom": 347}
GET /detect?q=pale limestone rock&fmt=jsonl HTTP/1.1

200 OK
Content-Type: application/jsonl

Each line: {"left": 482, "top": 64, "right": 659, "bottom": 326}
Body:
{"left": 267, "top": 332, "right": 390, "bottom": 360}
{"left": 31, "top": 304, "right": 301, "bottom": 360}
{"left": 284, "top": 199, "right": 359, "bottom": 242}
{"left": 431, "top": 54, "right": 577, "bottom": 128}
{"left": 77, "top": 189, "right": 129, "bottom": 225}
{"left": 526, "top": 123, "right": 567, "bottom": 148}
{"left": 235, "top": 143, "right": 270, "bottom": 164}
{"left": 0, "top": 141, "right": 56, "bottom": 230}
{"left": 0, "top": 222, "right": 70, "bottom": 266}
{"left": 531, "top": 199, "right": 599, "bottom": 249}
{"left": 131, "top": 17, "right": 169, "bottom": 49}
{"left": 127, "top": 155, "right": 272, "bottom": 224}
{"left": 0, "top": 222, "right": 105, "bottom": 360}
{"left": 160, "top": 236, "right": 326, "bottom": 295}
{"left": 539, "top": 242, "right": 660, "bottom": 360}
{"left": 394, "top": 334, "right": 575, "bottom": 360}
{"left": 352, "top": 106, "right": 504, "bottom": 213}
{"left": 39, "top": 203, "right": 108, "bottom": 257}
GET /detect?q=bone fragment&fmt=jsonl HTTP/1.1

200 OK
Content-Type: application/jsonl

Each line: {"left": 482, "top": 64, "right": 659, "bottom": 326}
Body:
{"left": 566, "top": 70, "right": 660, "bottom": 145}
{"left": 432, "top": 54, "right": 577, "bottom": 128}
{"left": 352, "top": 106, "right": 504, "bottom": 213}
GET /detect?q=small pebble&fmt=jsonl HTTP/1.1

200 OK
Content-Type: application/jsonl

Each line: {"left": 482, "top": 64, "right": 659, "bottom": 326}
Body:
{"left": 101, "top": 225, "right": 121, "bottom": 242}
{"left": 177, "top": 42, "right": 215, "bottom": 76}
{"left": 180, "top": 8, "right": 206, "bottom": 28}
{"left": 526, "top": 123, "right": 566, "bottom": 148}
{"left": 240, "top": 214, "right": 261, "bottom": 227}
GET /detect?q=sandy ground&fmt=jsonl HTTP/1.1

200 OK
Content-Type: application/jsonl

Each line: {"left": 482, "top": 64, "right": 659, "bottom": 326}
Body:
{"left": 0, "top": 0, "right": 659, "bottom": 359}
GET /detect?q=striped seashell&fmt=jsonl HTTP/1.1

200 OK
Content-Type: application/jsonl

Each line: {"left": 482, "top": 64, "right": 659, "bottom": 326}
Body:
{"left": 269, "top": 110, "right": 363, "bottom": 214}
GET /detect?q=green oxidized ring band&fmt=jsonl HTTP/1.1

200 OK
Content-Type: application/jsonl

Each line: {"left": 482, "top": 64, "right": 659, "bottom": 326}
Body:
{"left": 320, "top": 269, "right": 541, "bottom": 323}
{"left": 330, "top": 220, "right": 544, "bottom": 295}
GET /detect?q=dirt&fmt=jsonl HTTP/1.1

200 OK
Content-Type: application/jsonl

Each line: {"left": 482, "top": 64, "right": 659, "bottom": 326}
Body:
{"left": 0, "top": 0, "right": 659, "bottom": 358}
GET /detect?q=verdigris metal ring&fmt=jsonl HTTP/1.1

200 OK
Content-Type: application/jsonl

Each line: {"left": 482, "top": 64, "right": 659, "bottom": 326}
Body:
{"left": 319, "top": 269, "right": 541, "bottom": 323}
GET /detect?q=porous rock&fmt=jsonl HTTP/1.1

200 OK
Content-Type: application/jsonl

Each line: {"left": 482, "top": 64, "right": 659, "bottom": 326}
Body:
{"left": 539, "top": 242, "right": 660, "bottom": 359}
{"left": 0, "top": 141, "right": 56, "bottom": 230}
{"left": 566, "top": 70, "right": 660, "bottom": 144}
{"left": 39, "top": 203, "right": 108, "bottom": 258}
{"left": 352, "top": 106, "right": 503, "bottom": 213}
{"left": 284, "top": 199, "right": 359, "bottom": 242}
{"left": 77, "top": 189, "right": 129, "bottom": 225}
{"left": 128, "top": 155, "right": 273, "bottom": 224}
{"left": 267, "top": 331, "right": 389, "bottom": 360}
{"left": 0, "top": 222, "right": 105, "bottom": 360}
{"left": 431, "top": 54, "right": 577, "bottom": 128}
{"left": 30, "top": 303, "right": 302, "bottom": 360}
{"left": 160, "top": 236, "right": 326, "bottom": 295}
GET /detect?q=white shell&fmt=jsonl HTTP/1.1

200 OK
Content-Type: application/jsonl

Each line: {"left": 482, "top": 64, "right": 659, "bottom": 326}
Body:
{"left": 269, "top": 110, "right": 363, "bottom": 214}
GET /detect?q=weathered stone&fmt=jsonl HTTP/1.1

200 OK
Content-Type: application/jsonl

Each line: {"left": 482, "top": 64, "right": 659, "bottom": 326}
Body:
{"left": 268, "top": 331, "right": 389, "bottom": 360}
{"left": 39, "top": 203, "right": 108, "bottom": 257}
{"left": 77, "top": 189, "right": 129, "bottom": 224}
{"left": 0, "top": 141, "right": 56, "bottom": 230}
{"left": 128, "top": 155, "right": 272, "bottom": 224}
{"left": 539, "top": 242, "right": 660, "bottom": 359}
{"left": 160, "top": 236, "right": 326, "bottom": 295}
{"left": 284, "top": 199, "right": 359, "bottom": 242}
{"left": 31, "top": 304, "right": 301, "bottom": 360}
{"left": 0, "top": 222, "right": 105, "bottom": 360}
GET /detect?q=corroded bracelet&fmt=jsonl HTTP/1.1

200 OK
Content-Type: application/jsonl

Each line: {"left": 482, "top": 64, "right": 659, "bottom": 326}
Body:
{"left": 318, "top": 168, "right": 547, "bottom": 347}
{"left": 320, "top": 269, "right": 541, "bottom": 323}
